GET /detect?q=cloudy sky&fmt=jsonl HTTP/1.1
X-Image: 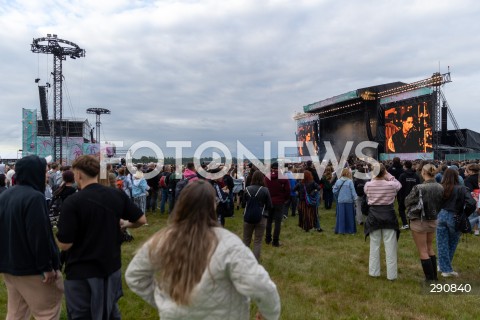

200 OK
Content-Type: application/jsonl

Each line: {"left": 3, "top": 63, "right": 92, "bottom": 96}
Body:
{"left": 1, "top": 0, "right": 479, "bottom": 160}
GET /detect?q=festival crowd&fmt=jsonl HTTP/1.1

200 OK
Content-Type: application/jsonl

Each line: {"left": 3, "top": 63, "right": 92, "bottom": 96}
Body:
{"left": 0, "top": 154, "right": 479, "bottom": 319}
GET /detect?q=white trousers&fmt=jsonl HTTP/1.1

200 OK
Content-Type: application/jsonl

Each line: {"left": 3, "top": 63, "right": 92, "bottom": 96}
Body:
{"left": 355, "top": 197, "right": 364, "bottom": 224}
{"left": 369, "top": 229, "right": 398, "bottom": 280}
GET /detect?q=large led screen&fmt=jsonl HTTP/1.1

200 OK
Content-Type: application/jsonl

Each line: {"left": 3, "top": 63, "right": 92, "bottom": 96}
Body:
{"left": 296, "top": 115, "right": 319, "bottom": 158}
{"left": 384, "top": 96, "right": 433, "bottom": 154}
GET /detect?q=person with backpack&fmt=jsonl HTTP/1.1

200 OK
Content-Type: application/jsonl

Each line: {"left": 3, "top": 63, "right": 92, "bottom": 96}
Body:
{"left": 173, "top": 163, "right": 199, "bottom": 206}
{"left": 242, "top": 171, "right": 272, "bottom": 261}
{"left": 208, "top": 167, "right": 231, "bottom": 227}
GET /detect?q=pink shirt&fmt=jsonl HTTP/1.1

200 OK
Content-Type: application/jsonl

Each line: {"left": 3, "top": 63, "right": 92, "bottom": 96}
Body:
{"left": 364, "top": 174, "right": 402, "bottom": 205}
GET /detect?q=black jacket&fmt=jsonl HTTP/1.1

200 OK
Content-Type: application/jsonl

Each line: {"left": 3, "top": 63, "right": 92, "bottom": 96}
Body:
{"left": 464, "top": 174, "right": 479, "bottom": 192}
{"left": 441, "top": 185, "right": 476, "bottom": 215}
{"left": 405, "top": 179, "right": 444, "bottom": 220}
{"left": 398, "top": 169, "right": 420, "bottom": 200}
{"left": 388, "top": 163, "right": 404, "bottom": 180}
{"left": 364, "top": 204, "right": 400, "bottom": 240}
{"left": 0, "top": 155, "right": 60, "bottom": 275}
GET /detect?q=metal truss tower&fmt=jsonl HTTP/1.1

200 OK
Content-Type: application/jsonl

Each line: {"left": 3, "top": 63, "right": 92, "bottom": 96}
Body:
{"left": 31, "top": 34, "right": 85, "bottom": 162}
{"left": 86, "top": 108, "right": 111, "bottom": 143}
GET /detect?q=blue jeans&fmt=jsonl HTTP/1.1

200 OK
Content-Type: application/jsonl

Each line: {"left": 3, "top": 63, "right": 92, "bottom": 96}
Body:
{"left": 469, "top": 212, "right": 479, "bottom": 227}
{"left": 436, "top": 209, "right": 460, "bottom": 273}
{"left": 160, "top": 188, "right": 172, "bottom": 214}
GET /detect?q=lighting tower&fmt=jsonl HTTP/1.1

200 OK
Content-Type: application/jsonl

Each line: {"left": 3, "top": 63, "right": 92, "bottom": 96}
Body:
{"left": 31, "top": 34, "right": 86, "bottom": 162}
{"left": 86, "top": 108, "right": 111, "bottom": 143}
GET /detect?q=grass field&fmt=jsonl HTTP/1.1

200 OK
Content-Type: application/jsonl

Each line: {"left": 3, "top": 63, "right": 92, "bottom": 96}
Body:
{"left": 2, "top": 205, "right": 480, "bottom": 319}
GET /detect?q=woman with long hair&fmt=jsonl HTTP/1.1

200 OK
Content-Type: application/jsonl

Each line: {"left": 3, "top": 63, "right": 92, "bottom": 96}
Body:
{"left": 126, "top": 180, "right": 280, "bottom": 319}
{"left": 320, "top": 166, "right": 335, "bottom": 210}
{"left": 405, "top": 164, "right": 443, "bottom": 281}
{"left": 294, "top": 170, "right": 322, "bottom": 232}
{"left": 333, "top": 168, "right": 358, "bottom": 234}
{"left": 437, "top": 168, "right": 476, "bottom": 277}
{"left": 242, "top": 170, "right": 272, "bottom": 261}
{"left": 364, "top": 164, "right": 402, "bottom": 280}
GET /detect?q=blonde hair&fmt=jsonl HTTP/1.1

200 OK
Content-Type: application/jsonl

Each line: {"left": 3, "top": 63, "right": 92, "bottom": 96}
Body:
{"left": 148, "top": 180, "right": 218, "bottom": 305}
{"left": 340, "top": 168, "right": 352, "bottom": 179}
{"left": 422, "top": 164, "right": 437, "bottom": 178}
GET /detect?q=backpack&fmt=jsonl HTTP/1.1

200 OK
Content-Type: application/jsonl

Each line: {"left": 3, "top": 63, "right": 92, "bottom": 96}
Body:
{"left": 244, "top": 187, "right": 265, "bottom": 224}
{"left": 159, "top": 175, "right": 168, "bottom": 188}
{"left": 116, "top": 177, "right": 124, "bottom": 190}
{"left": 175, "top": 176, "right": 195, "bottom": 198}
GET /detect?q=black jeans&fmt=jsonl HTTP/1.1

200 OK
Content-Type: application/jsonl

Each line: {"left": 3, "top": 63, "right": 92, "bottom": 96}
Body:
{"left": 266, "top": 203, "right": 285, "bottom": 245}
{"left": 398, "top": 198, "right": 408, "bottom": 225}
{"left": 283, "top": 195, "right": 298, "bottom": 217}
{"left": 146, "top": 189, "right": 159, "bottom": 212}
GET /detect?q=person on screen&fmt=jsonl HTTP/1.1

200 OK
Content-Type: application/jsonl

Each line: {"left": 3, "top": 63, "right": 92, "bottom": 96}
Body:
{"left": 390, "top": 112, "right": 419, "bottom": 153}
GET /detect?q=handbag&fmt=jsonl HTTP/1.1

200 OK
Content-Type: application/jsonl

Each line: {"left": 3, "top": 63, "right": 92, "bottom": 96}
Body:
{"left": 407, "top": 188, "right": 425, "bottom": 220}
{"left": 304, "top": 185, "right": 319, "bottom": 207}
{"left": 455, "top": 187, "right": 474, "bottom": 233}
{"left": 455, "top": 211, "right": 472, "bottom": 234}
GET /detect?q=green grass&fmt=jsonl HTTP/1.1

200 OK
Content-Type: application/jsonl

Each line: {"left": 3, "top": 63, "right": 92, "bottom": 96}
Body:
{"left": 2, "top": 205, "right": 480, "bottom": 319}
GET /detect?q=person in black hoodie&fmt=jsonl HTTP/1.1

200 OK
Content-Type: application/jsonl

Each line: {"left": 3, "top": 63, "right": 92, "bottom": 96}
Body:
{"left": 0, "top": 155, "right": 63, "bottom": 319}
{"left": 397, "top": 160, "right": 420, "bottom": 230}
{"left": 387, "top": 157, "right": 404, "bottom": 180}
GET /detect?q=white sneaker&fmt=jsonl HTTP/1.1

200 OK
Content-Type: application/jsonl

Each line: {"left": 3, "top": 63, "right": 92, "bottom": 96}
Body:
{"left": 400, "top": 225, "right": 409, "bottom": 230}
{"left": 441, "top": 271, "right": 459, "bottom": 277}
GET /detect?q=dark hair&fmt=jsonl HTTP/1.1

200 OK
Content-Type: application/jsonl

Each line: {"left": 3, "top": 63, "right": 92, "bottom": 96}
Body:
{"left": 392, "top": 157, "right": 401, "bottom": 165}
{"left": 404, "top": 160, "right": 412, "bottom": 169}
{"left": 251, "top": 171, "right": 265, "bottom": 186}
{"left": 187, "top": 162, "right": 195, "bottom": 170}
{"left": 442, "top": 168, "right": 459, "bottom": 200}
{"left": 0, "top": 174, "right": 5, "bottom": 187}
{"left": 62, "top": 170, "right": 75, "bottom": 183}
{"left": 375, "top": 164, "right": 387, "bottom": 178}
{"left": 401, "top": 112, "right": 414, "bottom": 121}
{"left": 72, "top": 155, "right": 100, "bottom": 178}
{"left": 467, "top": 163, "right": 480, "bottom": 174}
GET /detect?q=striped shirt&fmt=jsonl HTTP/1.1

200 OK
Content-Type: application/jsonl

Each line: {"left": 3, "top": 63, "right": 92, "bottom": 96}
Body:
{"left": 364, "top": 177, "right": 402, "bottom": 205}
